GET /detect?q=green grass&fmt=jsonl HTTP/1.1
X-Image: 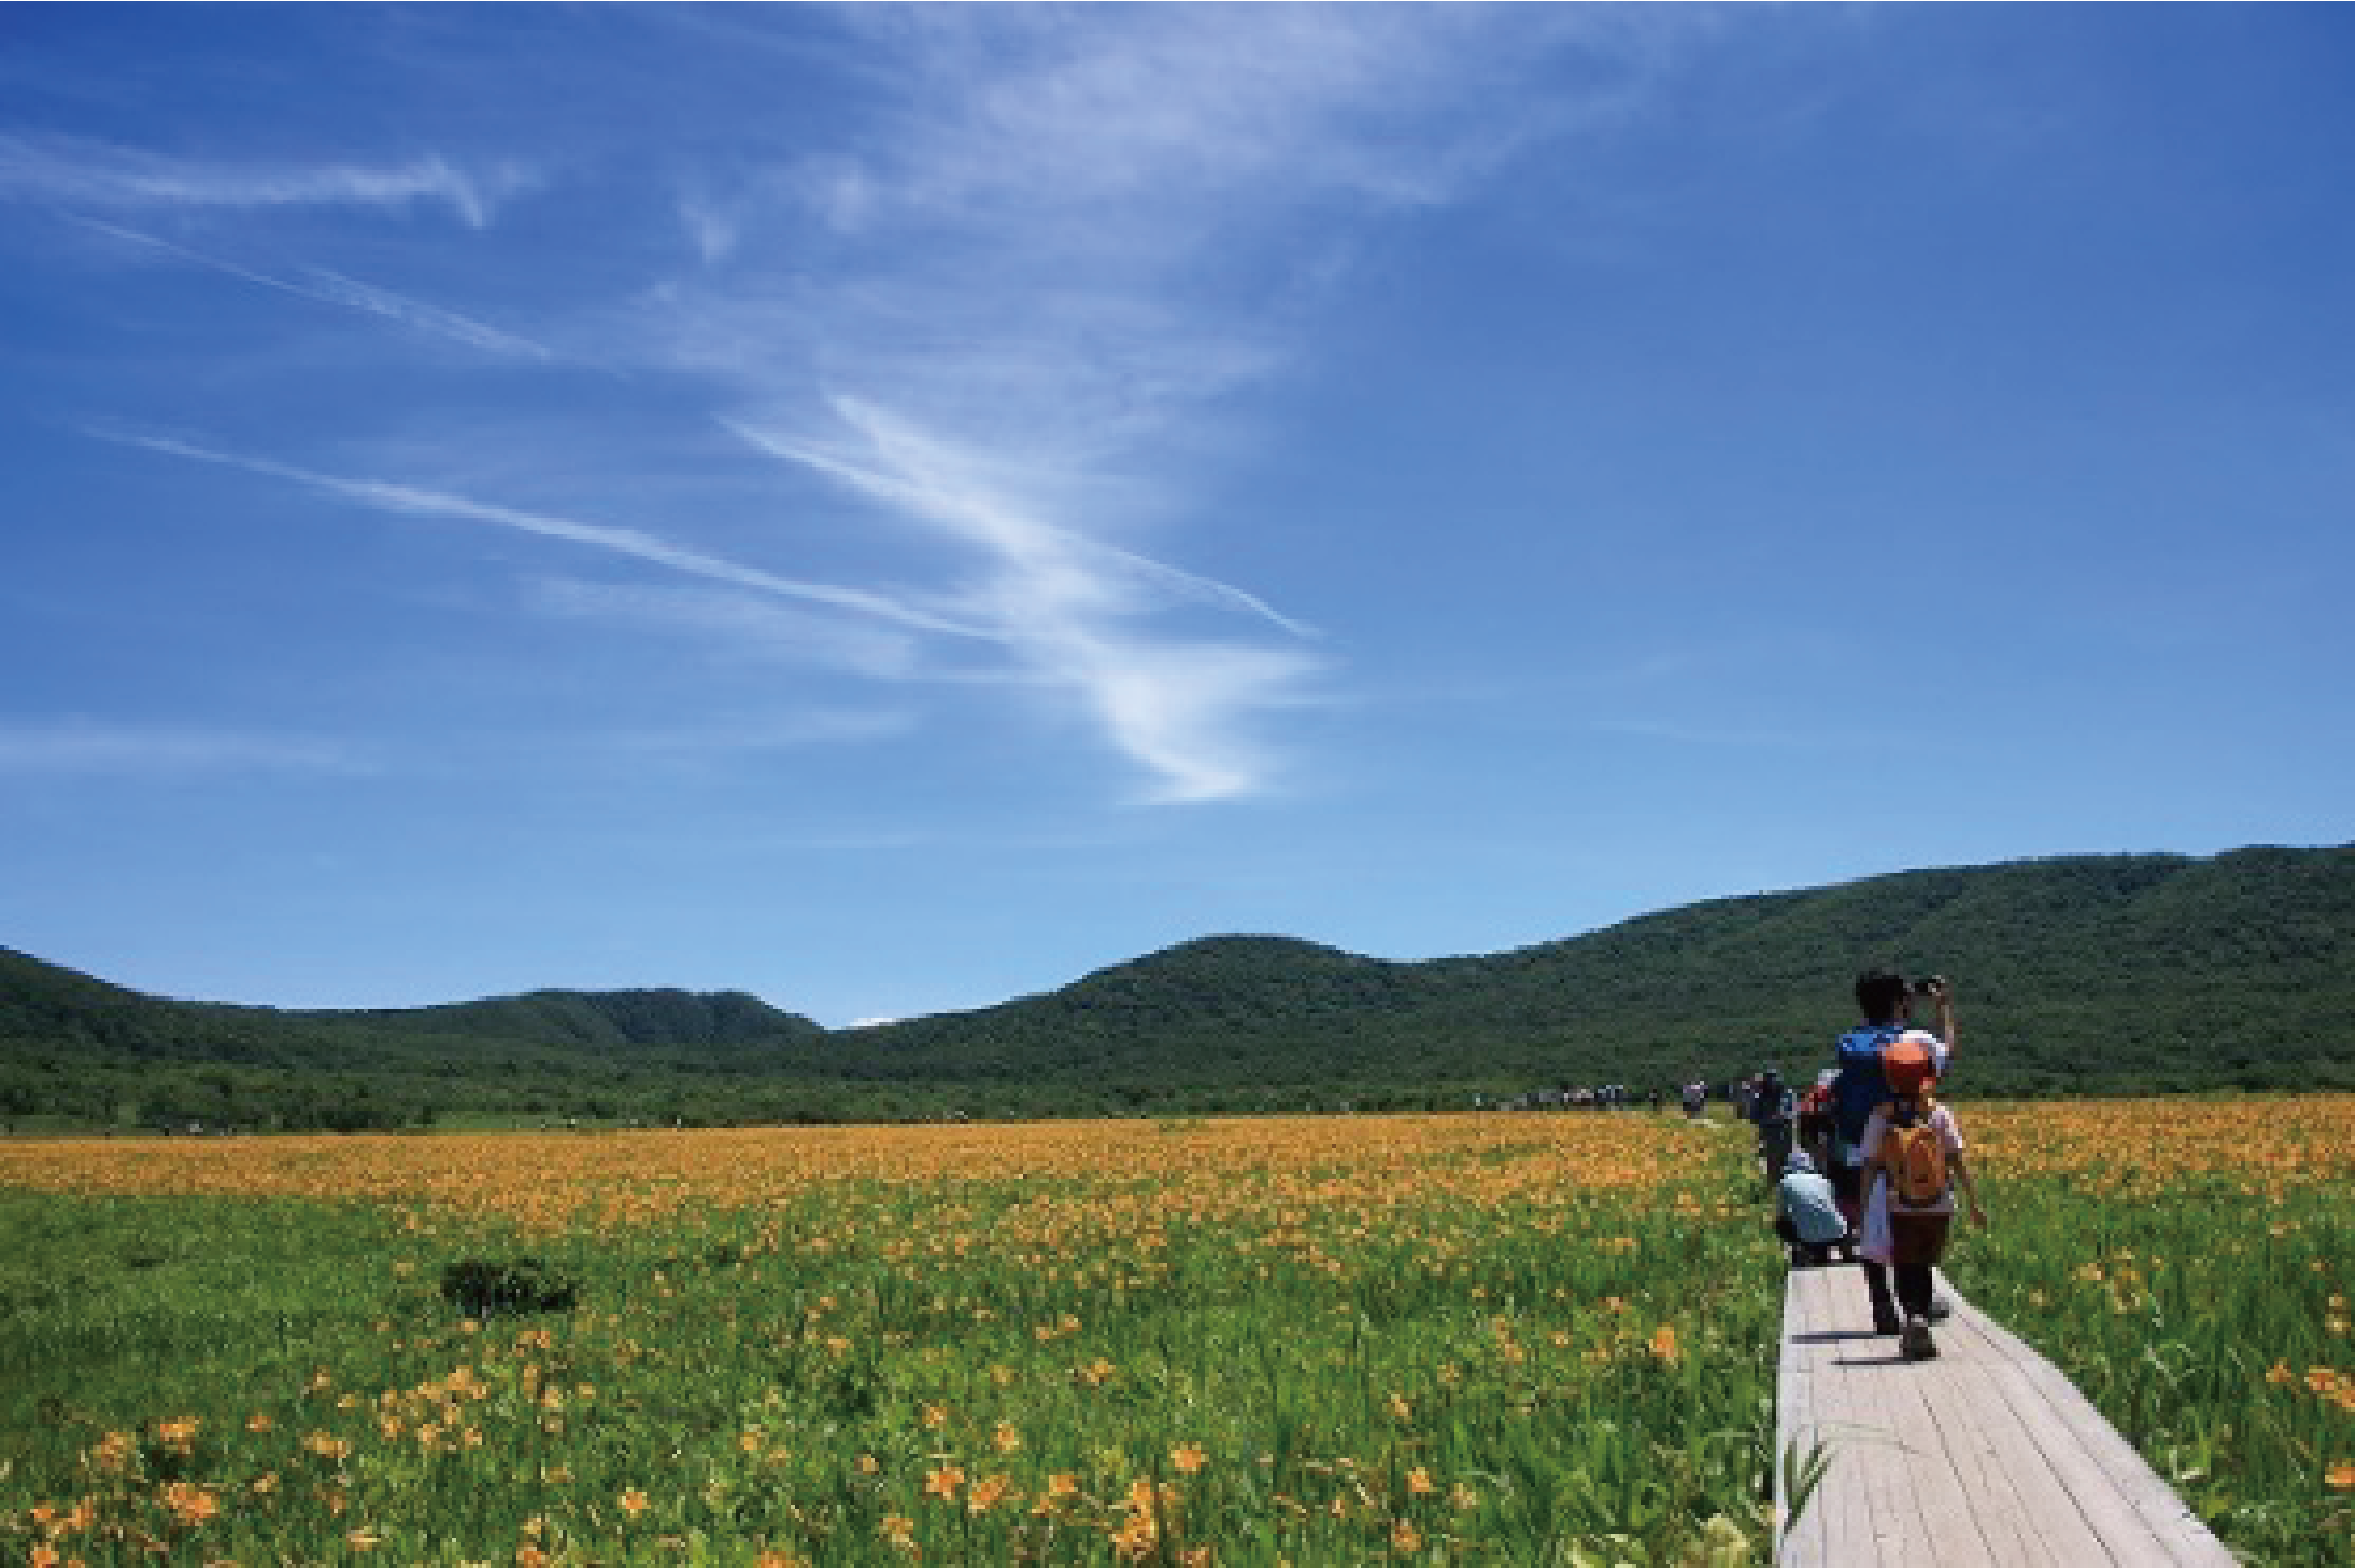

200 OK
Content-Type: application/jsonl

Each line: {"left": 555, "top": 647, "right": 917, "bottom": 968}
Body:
{"left": 0, "top": 1145, "right": 1782, "bottom": 1564}
{"left": 5, "top": 1114, "right": 2349, "bottom": 1564}
{"left": 1950, "top": 1175, "right": 2355, "bottom": 1565}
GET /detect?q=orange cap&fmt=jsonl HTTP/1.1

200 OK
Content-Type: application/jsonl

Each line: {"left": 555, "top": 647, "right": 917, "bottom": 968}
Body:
{"left": 1882, "top": 1038, "right": 1936, "bottom": 1096}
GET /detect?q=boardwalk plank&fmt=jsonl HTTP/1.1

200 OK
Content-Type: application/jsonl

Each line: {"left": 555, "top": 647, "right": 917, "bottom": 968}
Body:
{"left": 1807, "top": 1314, "right": 1876, "bottom": 1568}
{"left": 1863, "top": 1338, "right": 1999, "bottom": 1567}
{"left": 1915, "top": 1307, "right": 2080, "bottom": 1567}
{"left": 1974, "top": 1342, "right": 2178, "bottom": 1561}
{"left": 1960, "top": 1304, "right": 2234, "bottom": 1565}
{"left": 1778, "top": 1269, "right": 1878, "bottom": 1567}
{"left": 1851, "top": 1347, "right": 1943, "bottom": 1568}
{"left": 1915, "top": 1285, "right": 2087, "bottom": 1567}
{"left": 1776, "top": 1266, "right": 2236, "bottom": 1567}
{"left": 1774, "top": 1273, "right": 1819, "bottom": 1562}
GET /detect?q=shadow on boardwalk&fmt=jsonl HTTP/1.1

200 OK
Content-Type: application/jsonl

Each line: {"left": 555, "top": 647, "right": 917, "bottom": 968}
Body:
{"left": 1774, "top": 1265, "right": 2238, "bottom": 1567}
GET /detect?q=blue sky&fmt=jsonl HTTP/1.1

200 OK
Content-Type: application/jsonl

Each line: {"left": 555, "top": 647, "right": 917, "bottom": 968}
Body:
{"left": 5, "top": 5, "right": 2350, "bottom": 1027}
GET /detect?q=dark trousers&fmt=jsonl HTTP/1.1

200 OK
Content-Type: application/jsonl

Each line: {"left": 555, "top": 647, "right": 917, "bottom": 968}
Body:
{"left": 1888, "top": 1214, "right": 1952, "bottom": 1320}
{"left": 1829, "top": 1160, "right": 1899, "bottom": 1324}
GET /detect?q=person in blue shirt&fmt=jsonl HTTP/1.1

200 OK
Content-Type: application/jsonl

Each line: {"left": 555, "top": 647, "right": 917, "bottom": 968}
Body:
{"left": 1772, "top": 1150, "right": 1853, "bottom": 1267}
{"left": 1829, "top": 970, "right": 1954, "bottom": 1334}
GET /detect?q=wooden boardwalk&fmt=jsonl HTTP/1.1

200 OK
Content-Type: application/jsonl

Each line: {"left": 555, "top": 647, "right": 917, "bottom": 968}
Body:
{"left": 1774, "top": 1264, "right": 2238, "bottom": 1566}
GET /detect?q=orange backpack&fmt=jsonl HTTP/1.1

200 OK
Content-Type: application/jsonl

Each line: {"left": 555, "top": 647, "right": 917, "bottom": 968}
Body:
{"left": 1879, "top": 1097, "right": 1948, "bottom": 1208}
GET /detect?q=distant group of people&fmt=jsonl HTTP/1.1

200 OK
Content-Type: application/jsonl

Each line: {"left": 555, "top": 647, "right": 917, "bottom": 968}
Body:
{"left": 1761, "top": 969, "right": 1988, "bottom": 1361}
{"left": 1488, "top": 1083, "right": 1680, "bottom": 1112}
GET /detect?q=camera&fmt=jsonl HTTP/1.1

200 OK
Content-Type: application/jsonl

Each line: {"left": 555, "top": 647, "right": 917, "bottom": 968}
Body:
{"left": 1909, "top": 975, "right": 1947, "bottom": 997}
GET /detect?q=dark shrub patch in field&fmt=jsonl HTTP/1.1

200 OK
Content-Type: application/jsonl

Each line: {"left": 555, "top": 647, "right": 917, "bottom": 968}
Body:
{"left": 438, "top": 1257, "right": 579, "bottom": 1318}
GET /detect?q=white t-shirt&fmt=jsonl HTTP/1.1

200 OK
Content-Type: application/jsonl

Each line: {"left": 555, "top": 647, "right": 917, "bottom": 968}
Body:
{"left": 1859, "top": 1100, "right": 1964, "bottom": 1218}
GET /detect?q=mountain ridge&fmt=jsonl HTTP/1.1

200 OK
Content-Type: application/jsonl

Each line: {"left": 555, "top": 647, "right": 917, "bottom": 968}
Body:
{"left": 5, "top": 842, "right": 2352, "bottom": 1127}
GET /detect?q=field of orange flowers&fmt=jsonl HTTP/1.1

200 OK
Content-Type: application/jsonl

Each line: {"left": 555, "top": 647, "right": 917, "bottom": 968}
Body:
{"left": 1, "top": 1099, "right": 2350, "bottom": 1565}
{"left": 1942, "top": 1097, "right": 2355, "bottom": 1565}
{"left": 0, "top": 1113, "right": 1715, "bottom": 1229}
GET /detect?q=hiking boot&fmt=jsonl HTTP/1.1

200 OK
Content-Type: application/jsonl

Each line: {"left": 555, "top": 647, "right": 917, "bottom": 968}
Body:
{"left": 1899, "top": 1316, "right": 1938, "bottom": 1360}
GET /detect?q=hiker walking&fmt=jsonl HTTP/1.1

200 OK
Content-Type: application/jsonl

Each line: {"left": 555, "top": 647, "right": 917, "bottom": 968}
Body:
{"left": 1750, "top": 1066, "right": 1795, "bottom": 1179}
{"left": 1829, "top": 970, "right": 1954, "bottom": 1335}
{"left": 1859, "top": 1038, "right": 1988, "bottom": 1357}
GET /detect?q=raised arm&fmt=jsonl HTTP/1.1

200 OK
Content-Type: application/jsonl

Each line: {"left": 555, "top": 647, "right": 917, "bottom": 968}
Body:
{"left": 1949, "top": 1149, "right": 1988, "bottom": 1228}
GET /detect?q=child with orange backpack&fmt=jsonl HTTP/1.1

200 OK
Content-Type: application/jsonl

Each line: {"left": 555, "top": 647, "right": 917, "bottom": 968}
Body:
{"left": 1860, "top": 1036, "right": 1988, "bottom": 1359}
{"left": 1830, "top": 969, "right": 1955, "bottom": 1334}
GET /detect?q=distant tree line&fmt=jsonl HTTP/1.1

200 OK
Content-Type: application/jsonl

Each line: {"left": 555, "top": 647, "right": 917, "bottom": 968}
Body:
{"left": 4, "top": 844, "right": 2351, "bottom": 1130}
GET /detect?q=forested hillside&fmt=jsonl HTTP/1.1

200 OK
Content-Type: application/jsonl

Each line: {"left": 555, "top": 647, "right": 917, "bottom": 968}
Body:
{"left": 855, "top": 845, "right": 2355, "bottom": 1105}
{"left": 0, "top": 953, "right": 834, "bottom": 1130}
{"left": 5, "top": 844, "right": 2350, "bottom": 1128}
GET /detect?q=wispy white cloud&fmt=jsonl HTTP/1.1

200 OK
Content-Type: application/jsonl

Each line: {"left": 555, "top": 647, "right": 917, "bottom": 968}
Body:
{"left": 730, "top": 402, "right": 1320, "bottom": 803}
{"left": 629, "top": 9, "right": 1608, "bottom": 799}
{"left": 855, "top": 6, "right": 1552, "bottom": 230}
{"left": 93, "top": 430, "right": 994, "bottom": 644}
{"left": 72, "top": 217, "right": 554, "bottom": 360}
{"left": 524, "top": 577, "right": 922, "bottom": 681}
{"left": 0, "top": 132, "right": 521, "bottom": 226}
{"left": 97, "top": 423, "right": 1318, "bottom": 803}
{"left": 1063, "top": 636, "right": 1320, "bottom": 806}
{"left": 727, "top": 404, "right": 1314, "bottom": 640}
{"left": 675, "top": 187, "right": 743, "bottom": 266}
{"left": 46, "top": 11, "right": 1672, "bottom": 805}
{"left": 298, "top": 266, "right": 552, "bottom": 361}
{"left": 621, "top": 7, "right": 1691, "bottom": 799}
{"left": 0, "top": 719, "right": 367, "bottom": 777}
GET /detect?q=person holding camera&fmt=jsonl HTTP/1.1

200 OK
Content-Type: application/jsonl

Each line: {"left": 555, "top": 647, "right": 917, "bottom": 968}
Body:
{"left": 1828, "top": 970, "right": 1954, "bottom": 1334}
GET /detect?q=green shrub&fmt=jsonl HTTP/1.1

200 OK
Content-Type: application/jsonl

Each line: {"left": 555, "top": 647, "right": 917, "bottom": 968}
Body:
{"left": 436, "top": 1255, "right": 579, "bottom": 1318}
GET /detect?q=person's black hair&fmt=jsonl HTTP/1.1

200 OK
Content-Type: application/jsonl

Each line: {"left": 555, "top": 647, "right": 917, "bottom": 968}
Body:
{"left": 1855, "top": 968, "right": 1909, "bottom": 1025}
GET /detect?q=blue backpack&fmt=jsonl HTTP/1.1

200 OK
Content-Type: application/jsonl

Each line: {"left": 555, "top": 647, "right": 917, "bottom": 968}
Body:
{"left": 1831, "top": 1024, "right": 1902, "bottom": 1159}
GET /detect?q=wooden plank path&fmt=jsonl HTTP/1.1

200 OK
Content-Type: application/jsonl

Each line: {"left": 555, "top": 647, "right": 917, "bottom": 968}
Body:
{"left": 1774, "top": 1263, "right": 2238, "bottom": 1566}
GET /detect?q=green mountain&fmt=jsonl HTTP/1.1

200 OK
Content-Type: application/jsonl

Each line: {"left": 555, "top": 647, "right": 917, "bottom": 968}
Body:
{"left": 0, "top": 952, "right": 832, "bottom": 1130}
{"left": 340, "top": 988, "right": 825, "bottom": 1057}
{"left": 849, "top": 844, "right": 2355, "bottom": 1103}
{"left": 4, "top": 844, "right": 2351, "bottom": 1129}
